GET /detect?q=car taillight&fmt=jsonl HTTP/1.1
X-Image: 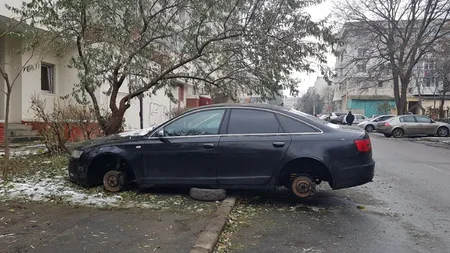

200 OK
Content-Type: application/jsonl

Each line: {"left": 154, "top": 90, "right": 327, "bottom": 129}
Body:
{"left": 354, "top": 139, "right": 372, "bottom": 153}
{"left": 383, "top": 122, "right": 390, "bottom": 126}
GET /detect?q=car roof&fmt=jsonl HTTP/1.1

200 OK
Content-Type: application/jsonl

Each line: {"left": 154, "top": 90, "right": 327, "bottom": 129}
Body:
{"left": 187, "top": 103, "right": 290, "bottom": 113}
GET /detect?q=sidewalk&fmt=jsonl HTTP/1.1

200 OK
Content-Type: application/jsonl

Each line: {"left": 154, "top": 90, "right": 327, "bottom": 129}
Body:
{"left": 370, "top": 132, "right": 450, "bottom": 148}
{"left": 0, "top": 200, "right": 214, "bottom": 253}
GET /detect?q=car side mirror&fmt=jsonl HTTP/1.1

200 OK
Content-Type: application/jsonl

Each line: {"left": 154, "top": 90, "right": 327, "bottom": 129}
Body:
{"left": 430, "top": 120, "right": 435, "bottom": 123}
{"left": 156, "top": 129, "right": 170, "bottom": 143}
{"left": 157, "top": 129, "right": 165, "bottom": 137}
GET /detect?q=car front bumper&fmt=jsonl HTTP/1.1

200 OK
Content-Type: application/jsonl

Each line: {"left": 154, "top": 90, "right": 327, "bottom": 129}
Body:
{"left": 331, "top": 161, "right": 375, "bottom": 190}
{"left": 68, "top": 158, "right": 89, "bottom": 186}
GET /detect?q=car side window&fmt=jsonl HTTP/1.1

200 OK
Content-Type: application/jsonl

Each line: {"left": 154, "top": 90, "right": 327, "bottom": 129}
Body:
{"left": 277, "top": 114, "right": 317, "bottom": 133}
{"left": 163, "top": 109, "right": 225, "bottom": 136}
{"left": 400, "top": 116, "right": 416, "bottom": 123}
{"left": 415, "top": 116, "right": 431, "bottom": 123}
{"left": 227, "top": 109, "right": 282, "bottom": 134}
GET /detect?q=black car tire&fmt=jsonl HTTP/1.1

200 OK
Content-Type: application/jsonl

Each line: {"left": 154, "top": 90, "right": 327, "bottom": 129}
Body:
{"left": 103, "top": 170, "right": 125, "bottom": 192}
{"left": 392, "top": 128, "right": 404, "bottom": 138}
{"left": 437, "top": 126, "right": 449, "bottom": 137}
{"left": 365, "top": 125, "right": 375, "bottom": 132}
{"left": 190, "top": 188, "right": 227, "bottom": 201}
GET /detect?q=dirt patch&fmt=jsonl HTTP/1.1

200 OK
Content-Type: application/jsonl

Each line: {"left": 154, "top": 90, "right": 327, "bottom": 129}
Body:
{"left": 0, "top": 200, "right": 214, "bottom": 253}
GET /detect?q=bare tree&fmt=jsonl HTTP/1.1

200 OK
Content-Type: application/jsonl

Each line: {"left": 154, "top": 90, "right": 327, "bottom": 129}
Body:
{"left": 334, "top": 0, "right": 450, "bottom": 115}
{"left": 432, "top": 40, "right": 450, "bottom": 118}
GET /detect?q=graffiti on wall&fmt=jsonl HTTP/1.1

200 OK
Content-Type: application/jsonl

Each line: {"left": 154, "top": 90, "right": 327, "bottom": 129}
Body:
{"left": 148, "top": 102, "right": 169, "bottom": 126}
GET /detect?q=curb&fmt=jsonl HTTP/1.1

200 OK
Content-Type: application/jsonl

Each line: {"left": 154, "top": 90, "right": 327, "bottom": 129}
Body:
{"left": 190, "top": 196, "right": 236, "bottom": 253}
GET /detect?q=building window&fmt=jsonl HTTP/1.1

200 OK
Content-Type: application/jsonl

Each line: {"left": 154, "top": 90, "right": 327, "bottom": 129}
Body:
{"left": 423, "top": 76, "right": 437, "bottom": 87}
{"left": 41, "top": 63, "right": 54, "bottom": 93}
{"left": 356, "top": 63, "right": 366, "bottom": 72}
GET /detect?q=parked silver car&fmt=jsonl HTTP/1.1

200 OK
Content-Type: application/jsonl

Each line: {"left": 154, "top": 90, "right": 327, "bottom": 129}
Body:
{"left": 357, "top": 115, "right": 395, "bottom": 132}
{"left": 376, "top": 115, "right": 450, "bottom": 138}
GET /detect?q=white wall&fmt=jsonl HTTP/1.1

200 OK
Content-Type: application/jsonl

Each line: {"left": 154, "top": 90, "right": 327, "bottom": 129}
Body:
{"left": 3, "top": 36, "right": 23, "bottom": 122}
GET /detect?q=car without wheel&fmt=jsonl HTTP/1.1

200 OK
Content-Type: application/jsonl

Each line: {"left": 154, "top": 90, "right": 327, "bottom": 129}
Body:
{"left": 376, "top": 115, "right": 450, "bottom": 138}
{"left": 68, "top": 104, "right": 375, "bottom": 198}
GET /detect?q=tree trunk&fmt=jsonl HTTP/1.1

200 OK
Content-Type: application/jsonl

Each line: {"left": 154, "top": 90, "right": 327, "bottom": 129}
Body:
{"left": 398, "top": 77, "right": 410, "bottom": 115}
{"left": 2, "top": 91, "right": 11, "bottom": 180}
{"left": 103, "top": 107, "right": 126, "bottom": 135}
{"left": 392, "top": 72, "right": 402, "bottom": 115}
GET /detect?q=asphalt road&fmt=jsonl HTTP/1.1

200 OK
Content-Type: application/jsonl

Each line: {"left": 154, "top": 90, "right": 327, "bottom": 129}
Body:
{"left": 228, "top": 134, "right": 450, "bottom": 253}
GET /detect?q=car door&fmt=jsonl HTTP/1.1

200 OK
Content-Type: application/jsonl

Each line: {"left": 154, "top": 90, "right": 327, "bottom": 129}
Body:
{"left": 415, "top": 115, "right": 437, "bottom": 135}
{"left": 142, "top": 109, "right": 226, "bottom": 185}
{"left": 399, "top": 116, "right": 419, "bottom": 135}
{"left": 216, "top": 108, "right": 291, "bottom": 185}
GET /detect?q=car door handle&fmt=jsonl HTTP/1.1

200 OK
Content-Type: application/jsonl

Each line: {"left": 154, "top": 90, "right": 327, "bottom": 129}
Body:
{"left": 202, "top": 143, "right": 215, "bottom": 149}
{"left": 272, "top": 142, "right": 285, "bottom": 148}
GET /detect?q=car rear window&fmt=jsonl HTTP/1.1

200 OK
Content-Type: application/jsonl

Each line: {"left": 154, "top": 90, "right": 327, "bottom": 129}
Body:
{"left": 227, "top": 109, "right": 282, "bottom": 134}
{"left": 277, "top": 114, "right": 317, "bottom": 133}
{"left": 289, "top": 108, "right": 334, "bottom": 126}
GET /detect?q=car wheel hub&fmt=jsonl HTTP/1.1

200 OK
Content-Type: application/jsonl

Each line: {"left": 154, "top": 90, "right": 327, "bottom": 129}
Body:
{"left": 291, "top": 176, "right": 316, "bottom": 198}
{"left": 103, "top": 170, "right": 125, "bottom": 192}
{"left": 438, "top": 128, "right": 448, "bottom": 136}
{"left": 106, "top": 175, "right": 119, "bottom": 188}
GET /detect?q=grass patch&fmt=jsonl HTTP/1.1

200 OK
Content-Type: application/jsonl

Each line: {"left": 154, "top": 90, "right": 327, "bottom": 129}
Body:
{"left": 0, "top": 153, "right": 68, "bottom": 180}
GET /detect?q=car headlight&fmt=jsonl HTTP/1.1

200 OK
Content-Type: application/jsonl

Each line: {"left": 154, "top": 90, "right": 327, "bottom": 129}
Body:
{"left": 71, "top": 150, "right": 83, "bottom": 159}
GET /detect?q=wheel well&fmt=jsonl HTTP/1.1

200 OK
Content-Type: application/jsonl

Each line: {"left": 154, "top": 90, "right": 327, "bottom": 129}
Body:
{"left": 87, "top": 154, "right": 136, "bottom": 186}
{"left": 278, "top": 158, "right": 333, "bottom": 187}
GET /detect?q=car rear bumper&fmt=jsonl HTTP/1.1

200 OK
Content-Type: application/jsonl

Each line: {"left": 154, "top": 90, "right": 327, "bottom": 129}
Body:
{"left": 331, "top": 161, "right": 375, "bottom": 190}
{"left": 68, "top": 158, "right": 89, "bottom": 186}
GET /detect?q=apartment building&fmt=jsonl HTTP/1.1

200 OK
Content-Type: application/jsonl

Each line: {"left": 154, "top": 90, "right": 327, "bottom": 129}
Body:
{"left": 333, "top": 22, "right": 450, "bottom": 117}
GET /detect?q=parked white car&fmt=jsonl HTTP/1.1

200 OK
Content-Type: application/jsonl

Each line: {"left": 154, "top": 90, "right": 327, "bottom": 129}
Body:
{"left": 342, "top": 114, "right": 368, "bottom": 125}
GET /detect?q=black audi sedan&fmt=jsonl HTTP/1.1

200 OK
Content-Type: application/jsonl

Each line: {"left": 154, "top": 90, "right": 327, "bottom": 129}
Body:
{"left": 69, "top": 104, "right": 375, "bottom": 198}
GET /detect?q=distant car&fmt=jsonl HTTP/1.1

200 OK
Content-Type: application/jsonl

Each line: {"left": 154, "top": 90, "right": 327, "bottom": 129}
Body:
{"left": 357, "top": 115, "right": 395, "bottom": 132}
{"left": 336, "top": 115, "right": 346, "bottom": 124}
{"left": 69, "top": 104, "right": 375, "bottom": 199}
{"left": 319, "top": 114, "right": 329, "bottom": 120}
{"left": 376, "top": 115, "right": 450, "bottom": 138}
{"left": 329, "top": 112, "right": 347, "bottom": 123}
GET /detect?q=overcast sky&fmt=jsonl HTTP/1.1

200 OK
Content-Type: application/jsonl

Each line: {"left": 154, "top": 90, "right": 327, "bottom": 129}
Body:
{"left": 287, "top": 0, "right": 335, "bottom": 97}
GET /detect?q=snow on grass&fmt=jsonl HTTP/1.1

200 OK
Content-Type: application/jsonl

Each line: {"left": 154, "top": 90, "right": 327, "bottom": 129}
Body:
{"left": 0, "top": 171, "right": 157, "bottom": 209}
{"left": 0, "top": 168, "right": 217, "bottom": 213}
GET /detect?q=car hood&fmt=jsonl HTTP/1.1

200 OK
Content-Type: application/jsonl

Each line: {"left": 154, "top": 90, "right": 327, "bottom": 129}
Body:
{"left": 74, "top": 128, "right": 154, "bottom": 150}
